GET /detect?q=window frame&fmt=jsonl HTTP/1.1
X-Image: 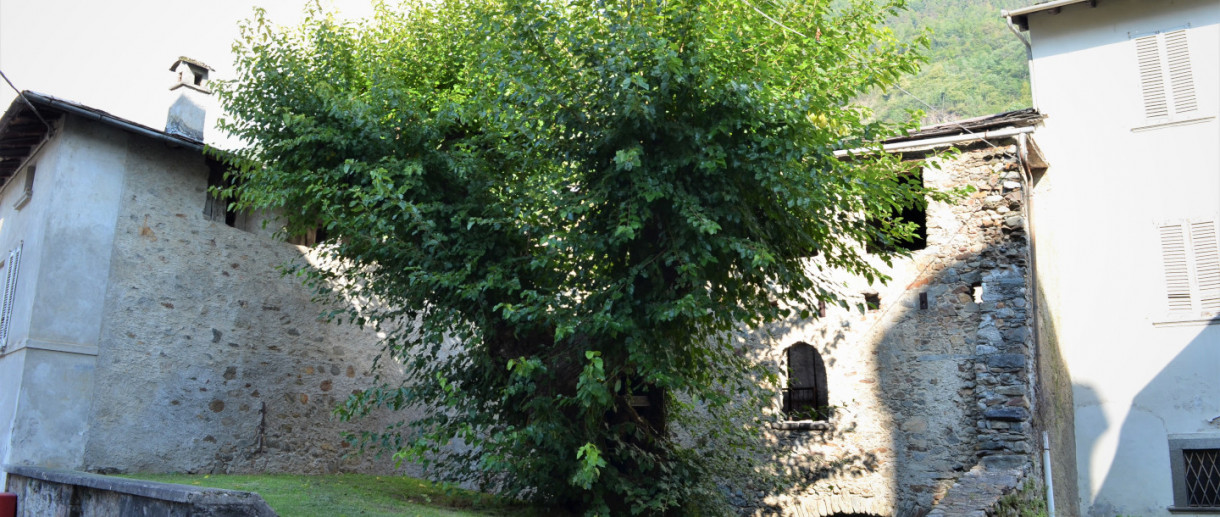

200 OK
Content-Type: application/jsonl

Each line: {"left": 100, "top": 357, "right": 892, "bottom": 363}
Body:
{"left": 1168, "top": 434, "right": 1220, "bottom": 512}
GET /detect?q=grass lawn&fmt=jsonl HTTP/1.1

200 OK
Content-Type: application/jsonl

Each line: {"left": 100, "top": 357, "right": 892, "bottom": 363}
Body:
{"left": 123, "top": 473, "right": 548, "bottom": 517}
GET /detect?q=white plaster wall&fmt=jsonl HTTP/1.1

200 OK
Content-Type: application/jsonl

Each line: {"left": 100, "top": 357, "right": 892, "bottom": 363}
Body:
{"left": 5, "top": 348, "right": 97, "bottom": 469}
{"left": 28, "top": 116, "right": 127, "bottom": 352}
{"left": 0, "top": 135, "right": 60, "bottom": 356}
{"left": 0, "top": 140, "right": 55, "bottom": 482}
{"left": 1024, "top": 0, "right": 1220, "bottom": 514}
{"left": 0, "top": 118, "right": 124, "bottom": 486}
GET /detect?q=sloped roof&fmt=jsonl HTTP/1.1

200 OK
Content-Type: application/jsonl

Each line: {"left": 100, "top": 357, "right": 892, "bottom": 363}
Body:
{"left": 885, "top": 108, "right": 1044, "bottom": 145}
{"left": 0, "top": 91, "right": 203, "bottom": 183}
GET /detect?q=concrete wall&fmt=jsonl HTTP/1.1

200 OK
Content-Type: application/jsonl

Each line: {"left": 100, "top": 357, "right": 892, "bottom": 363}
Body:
{"left": 5, "top": 465, "right": 275, "bottom": 517}
{"left": 1023, "top": 0, "right": 1220, "bottom": 515}
{"left": 732, "top": 144, "right": 1039, "bottom": 517}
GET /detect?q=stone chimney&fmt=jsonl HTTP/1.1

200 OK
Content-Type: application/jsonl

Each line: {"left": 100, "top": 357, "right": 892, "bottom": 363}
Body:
{"left": 165, "top": 57, "right": 213, "bottom": 141}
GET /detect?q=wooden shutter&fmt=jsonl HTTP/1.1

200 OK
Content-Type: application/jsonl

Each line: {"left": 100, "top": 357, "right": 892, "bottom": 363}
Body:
{"left": 1160, "top": 223, "right": 1194, "bottom": 312}
{"left": 1164, "top": 30, "right": 1198, "bottom": 115}
{"left": 0, "top": 242, "right": 23, "bottom": 351}
{"left": 1192, "top": 221, "right": 1220, "bottom": 311}
{"left": 1160, "top": 220, "right": 1220, "bottom": 315}
{"left": 1136, "top": 28, "right": 1198, "bottom": 122}
{"left": 1136, "top": 35, "right": 1169, "bottom": 120}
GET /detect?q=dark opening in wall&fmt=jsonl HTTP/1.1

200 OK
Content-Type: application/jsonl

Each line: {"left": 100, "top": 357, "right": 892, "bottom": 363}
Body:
{"left": 204, "top": 161, "right": 239, "bottom": 228}
{"left": 287, "top": 225, "right": 330, "bottom": 247}
{"left": 623, "top": 375, "right": 666, "bottom": 434}
{"left": 783, "top": 342, "right": 829, "bottom": 420}
{"left": 863, "top": 291, "right": 881, "bottom": 311}
{"left": 866, "top": 167, "right": 927, "bottom": 253}
{"left": 13, "top": 164, "right": 34, "bottom": 210}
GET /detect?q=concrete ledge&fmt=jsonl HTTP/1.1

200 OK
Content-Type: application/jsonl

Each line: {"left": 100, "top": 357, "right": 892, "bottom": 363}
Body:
{"left": 4, "top": 465, "right": 277, "bottom": 517}
{"left": 0, "top": 338, "right": 99, "bottom": 357}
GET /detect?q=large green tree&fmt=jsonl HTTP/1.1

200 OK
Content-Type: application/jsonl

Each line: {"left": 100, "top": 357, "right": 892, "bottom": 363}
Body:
{"left": 217, "top": 0, "right": 935, "bottom": 513}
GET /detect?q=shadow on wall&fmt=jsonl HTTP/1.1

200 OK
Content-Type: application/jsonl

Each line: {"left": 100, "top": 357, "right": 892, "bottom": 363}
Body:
{"left": 1032, "top": 278, "right": 1080, "bottom": 517}
{"left": 1080, "top": 320, "right": 1220, "bottom": 517}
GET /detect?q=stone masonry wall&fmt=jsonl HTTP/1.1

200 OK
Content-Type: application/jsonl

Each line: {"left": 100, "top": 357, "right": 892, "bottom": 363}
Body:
{"left": 734, "top": 143, "right": 1037, "bottom": 517}
{"left": 81, "top": 125, "right": 418, "bottom": 476}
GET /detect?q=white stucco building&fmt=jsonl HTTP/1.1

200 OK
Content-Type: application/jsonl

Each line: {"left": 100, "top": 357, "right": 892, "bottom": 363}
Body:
{"left": 1006, "top": 0, "right": 1220, "bottom": 514}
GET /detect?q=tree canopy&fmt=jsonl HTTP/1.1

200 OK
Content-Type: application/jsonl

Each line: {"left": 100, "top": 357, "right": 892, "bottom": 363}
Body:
{"left": 217, "top": 0, "right": 937, "bottom": 514}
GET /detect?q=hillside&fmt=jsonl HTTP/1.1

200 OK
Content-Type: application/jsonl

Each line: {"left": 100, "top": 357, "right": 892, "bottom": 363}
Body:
{"left": 860, "top": 0, "right": 1033, "bottom": 124}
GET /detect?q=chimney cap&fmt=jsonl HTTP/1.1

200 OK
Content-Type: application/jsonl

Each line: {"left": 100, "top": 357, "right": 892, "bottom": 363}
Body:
{"left": 169, "top": 57, "right": 212, "bottom": 94}
{"left": 169, "top": 56, "right": 214, "bottom": 72}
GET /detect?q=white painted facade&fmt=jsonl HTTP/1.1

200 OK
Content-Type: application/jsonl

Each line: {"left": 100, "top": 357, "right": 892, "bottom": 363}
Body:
{"left": 1015, "top": 0, "right": 1220, "bottom": 514}
{"left": 0, "top": 119, "right": 117, "bottom": 483}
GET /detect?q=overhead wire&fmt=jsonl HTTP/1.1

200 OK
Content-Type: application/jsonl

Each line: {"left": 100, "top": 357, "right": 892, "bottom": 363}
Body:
{"left": 0, "top": 69, "right": 54, "bottom": 133}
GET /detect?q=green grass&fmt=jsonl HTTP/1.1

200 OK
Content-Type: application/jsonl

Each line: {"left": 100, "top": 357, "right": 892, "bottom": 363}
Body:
{"left": 121, "top": 473, "right": 548, "bottom": 517}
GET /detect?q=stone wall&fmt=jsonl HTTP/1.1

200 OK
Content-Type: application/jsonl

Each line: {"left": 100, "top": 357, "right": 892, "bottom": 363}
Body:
{"left": 735, "top": 143, "right": 1038, "bottom": 517}
{"left": 4, "top": 465, "right": 275, "bottom": 517}
{"left": 78, "top": 120, "right": 417, "bottom": 476}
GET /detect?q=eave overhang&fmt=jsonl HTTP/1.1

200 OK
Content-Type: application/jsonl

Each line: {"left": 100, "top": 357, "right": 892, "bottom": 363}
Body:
{"left": 0, "top": 91, "right": 205, "bottom": 185}
{"left": 1003, "top": 0, "right": 1098, "bottom": 31}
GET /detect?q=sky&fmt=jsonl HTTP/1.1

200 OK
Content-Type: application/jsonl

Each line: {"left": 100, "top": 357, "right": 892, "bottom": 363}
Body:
{"left": 0, "top": 0, "right": 374, "bottom": 147}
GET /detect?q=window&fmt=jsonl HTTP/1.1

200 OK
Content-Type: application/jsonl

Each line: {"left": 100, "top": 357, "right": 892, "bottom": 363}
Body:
{"left": 12, "top": 165, "right": 34, "bottom": 210}
{"left": 0, "top": 242, "right": 23, "bottom": 353}
{"left": 1134, "top": 28, "right": 1199, "bottom": 125}
{"left": 1157, "top": 219, "right": 1219, "bottom": 319}
{"left": 863, "top": 291, "right": 881, "bottom": 312}
{"left": 1169, "top": 435, "right": 1220, "bottom": 511}
{"left": 204, "top": 162, "right": 243, "bottom": 228}
{"left": 782, "top": 342, "right": 829, "bottom": 421}
{"left": 627, "top": 381, "right": 666, "bottom": 433}
{"left": 287, "top": 226, "right": 329, "bottom": 247}
{"left": 866, "top": 167, "right": 927, "bottom": 253}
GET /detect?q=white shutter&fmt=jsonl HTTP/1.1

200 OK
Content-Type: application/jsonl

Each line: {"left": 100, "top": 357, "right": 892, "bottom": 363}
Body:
{"left": 1160, "top": 223, "right": 1194, "bottom": 311}
{"left": 1160, "top": 220, "right": 1220, "bottom": 316}
{"left": 0, "top": 242, "right": 22, "bottom": 351}
{"left": 1191, "top": 220, "right": 1220, "bottom": 311}
{"left": 1136, "top": 35, "right": 1169, "bottom": 120}
{"left": 1135, "top": 28, "right": 1198, "bottom": 123}
{"left": 1163, "top": 30, "right": 1198, "bottom": 115}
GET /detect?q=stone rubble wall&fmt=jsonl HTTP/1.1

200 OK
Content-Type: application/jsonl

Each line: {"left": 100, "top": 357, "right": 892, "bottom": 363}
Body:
{"left": 80, "top": 125, "right": 418, "bottom": 476}
{"left": 733, "top": 143, "right": 1038, "bottom": 517}
{"left": 925, "top": 455, "right": 1032, "bottom": 517}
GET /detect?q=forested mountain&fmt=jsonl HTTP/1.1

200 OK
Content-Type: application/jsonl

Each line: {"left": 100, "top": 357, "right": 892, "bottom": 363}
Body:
{"left": 860, "top": 0, "right": 1033, "bottom": 124}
